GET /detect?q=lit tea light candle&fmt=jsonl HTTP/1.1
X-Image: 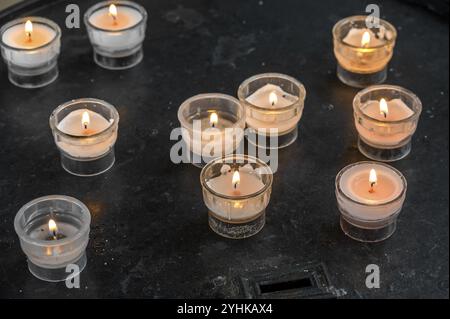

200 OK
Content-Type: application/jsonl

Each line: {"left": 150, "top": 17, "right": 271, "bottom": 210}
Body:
{"left": 353, "top": 85, "right": 422, "bottom": 162}
{"left": 333, "top": 15, "right": 397, "bottom": 87}
{"left": 50, "top": 98, "right": 120, "bottom": 176}
{"left": 335, "top": 161, "right": 407, "bottom": 242}
{"left": 84, "top": 1, "right": 148, "bottom": 69}
{"left": 201, "top": 155, "right": 273, "bottom": 239}
{"left": 238, "top": 73, "right": 306, "bottom": 149}
{"left": 0, "top": 17, "right": 61, "bottom": 88}
{"left": 178, "top": 93, "right": 246, "bottom": 167}
{"left": 14, "top": 195, "right": 91, "bottom": 282}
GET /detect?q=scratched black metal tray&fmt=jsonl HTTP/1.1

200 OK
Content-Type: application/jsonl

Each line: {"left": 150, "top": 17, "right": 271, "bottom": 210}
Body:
{"left": 0, "top": 0, "right": 448, "bottom": 298}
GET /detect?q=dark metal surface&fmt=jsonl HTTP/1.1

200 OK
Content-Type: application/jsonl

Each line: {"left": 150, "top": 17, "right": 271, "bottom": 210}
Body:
{"left": 0, "top": 0, "right": 448, "bottom": 298}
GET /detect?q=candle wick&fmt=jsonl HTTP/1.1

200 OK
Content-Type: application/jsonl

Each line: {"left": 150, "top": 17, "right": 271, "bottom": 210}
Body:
{"left": 26, "top": 32, "right": 32, "bottom": 42}
{"left": 369, "top": 182, "right": 376, "bottom": 193}
{"left": 211, "top": 123, "right": 215, "bottom": 128}
{"left": 383, "top": 112, "right": 387, "bottom": 118}
{"left": 234, "top": 183, "right": 238, "bottom": 189}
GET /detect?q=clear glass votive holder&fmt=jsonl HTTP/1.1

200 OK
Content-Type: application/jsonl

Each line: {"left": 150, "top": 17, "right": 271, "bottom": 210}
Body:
{"left": 84, "top": 1, "right": 148, "bottom": 70}
{"left": 333, "top": 16, "right": 397, "bottom": 88}
{"left": 238, "top": 73, "right": 306, "bottom": 149}
{"left": 0, "top": 17, "right": 61, "bottom": 88}
{"left": 49, "top": 98, "right": 120, "bottom": 177}
{"left": 353, "top": 85, "right": 422, "bottom": 162}
{"left": 200, "top": 155, "right": 273, "bottom": 239}
{"left": 14, "top": 195, "right": 91, "bottom": 282}
{"left": 335, "top": 162, "right": 407, "bottom": 243}
{"left": 178, "top": 93, "right": 246, "bottom": 168}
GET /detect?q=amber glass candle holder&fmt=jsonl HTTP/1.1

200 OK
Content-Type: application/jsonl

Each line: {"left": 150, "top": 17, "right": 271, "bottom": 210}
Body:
{"left": 333, "top": 16, "right": 397, "bottom": 88}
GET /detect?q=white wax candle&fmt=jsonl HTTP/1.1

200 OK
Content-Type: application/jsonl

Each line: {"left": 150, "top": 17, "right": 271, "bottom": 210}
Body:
{"left": 182, "top": 113, "right": 243, "bottom": 158}
{"left": 339, "top": 163, "right": 404, "bottom": 220}
{"left": 1, "top": 21, "right": 58, "bottom": 67}
{"left": 245, "top": 84, "right": 300, "bottom": 133}
{"left": 27, "top": 219, "right": 83, "bottom": 265}
{"left": 56, "top": 109, "right": 116, "bottom": 158}
{"left": 206, "top": 164, "right": 265, "bottom": 220}
{"left": 207, "top": 165, "right": 265, "bottom": 197}
{"left": 342, "top": 28, "right": 385, "bottom": 47}
{"left": 88, "top": 5, "right": 144, "bottom": 50}
{"left": 356, "top": 98, "right": 414, "bottom": 146}
{"left": 29, "top": 221, "right": 78, "bottom": 241}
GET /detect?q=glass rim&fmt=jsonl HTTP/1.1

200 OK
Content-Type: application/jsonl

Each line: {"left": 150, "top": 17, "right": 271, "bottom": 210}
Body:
{"left": 335, "top": 161, "right": 407, "bottom": 209}
{"left": 49, "top": 98, "right": 120, "bottom": 141}
{"left": 0, "top": 16, "right": 61, "bottom": 52}
{"left": 332, "top": 15, "right": 397, "bottom": 50}
{"left": 14, "top": 195, "right": 91, "bottom": 248}
{"left": 84, "top": 0, "right": 148, "bottom": 33}
{"left": 200, "top": 154, "right": 273, "bottom": 200}
{"left": 237, "top": 72, "right": 306, "bottom": 113}
{"left": 177, "top": 93, "right": 246, "bottom": 131}
{"left": 353, "top": 84, "right": 422, "bottom": 124}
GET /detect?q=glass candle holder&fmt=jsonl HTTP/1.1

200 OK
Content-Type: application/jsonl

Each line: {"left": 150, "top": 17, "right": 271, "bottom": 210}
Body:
{"left": 178, "top": 93, "right": 246, "bottom": 168}
{"left": 200, "top": 155, "right": 273, "bottom": 239}
{"left": 335, "top": 162, "right": 407, "bottom": 242}
{"left": 333, "top": 16, "right": 397, "bottom": 88}
{"left": 353, "top": 85, "right": 422, "bottom": 162}
{"left": 238, "top": 73, "right": 306, "bottom": 149}
{"left": 14, "top": 195, "right": 91, "bottom": 282}
{"left": 0, "top": 17, "right": 61, "bottom": 88}
{"left": 49, "top": 98, "right": 120, "bottom": 176}
{"left": 84, "top": 0, "right": 148, "bottom": 70}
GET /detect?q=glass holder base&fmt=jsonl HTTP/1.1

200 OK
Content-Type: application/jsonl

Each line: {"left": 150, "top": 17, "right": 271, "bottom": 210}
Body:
{"left": 337, "top": 64, "right": 387, "bottom": 88}
{"left": 8, "top": 62, "right": 58, "bottom": 89}
{"left": 60, "top": 148, "right": 115, "bottom": 177}
{"left": 93, "top": 47, "right": 143, "bottom": 70}
{"left": 358, "top": 137, "right": 411, "bottom": 162}
{"left": 208, "top": 210, "right": 265, "bottom": 239}
{"left": 246, "top": 126, "right": 298, "bottom": 150}
{"left": 340, "top": 215, "right": 397, "bottom": 243}
{"left": 27, "top": 252, "right": 87, "bottom": 282}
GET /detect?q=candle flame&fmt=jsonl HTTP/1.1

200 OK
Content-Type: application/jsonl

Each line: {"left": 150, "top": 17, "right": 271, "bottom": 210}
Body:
{"left": 269, "top": 91, "right": 278, "bottom": 106}
{"left": 361, "top": 31, "right": 371, "bottom": 47}
{"left": 82, "top": 111, "right": 90, "bottom": 130}
{"left": 369, "top": 168, "right": 377, "bottom": 193}
{"left": 25, "top": 20, "right": 33, "bottom": 40}
{"left": 232, "top": 171, "right": 240, "bottom": 189}
{"left": 48, "top": 219, "right": 58, "bottom": 236}
{"left": 209, "top": 112, "right": 218, "bottom": 128}
{"left": 109, "top": 4, "right": 118, "bottom": 21}
{"left": 379, "top": 98, "right": 388, "bottom": 118}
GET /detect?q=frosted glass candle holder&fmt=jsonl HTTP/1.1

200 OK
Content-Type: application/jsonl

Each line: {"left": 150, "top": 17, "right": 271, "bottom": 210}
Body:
{"left": 238, "top": 73, "right": 306, "bottom": 149}
{"left": 14, "top": 195, "right": 91, "bottom": 282}
{"left": 353, "top": 85, "right": 422, "bottom": 162}
{"left": 335, "top": 162, "right": 407, "bottom": 242}
{"left": 0, "top": 17, "right": 61, "bottom": 88}
{"left": 333, "top": 16, "right": 397, "bottom": 88}
{"left": 178, "top": 93, "right": 246, "bottom": 168}
{"left": 84, "top": 1, "right": 148, "bottom": 70}
{"left": 201, "top": 155, "right": 273, "bottom": 239}
{"left": 49, "top": 98, "right": 120, "bottom": 176}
